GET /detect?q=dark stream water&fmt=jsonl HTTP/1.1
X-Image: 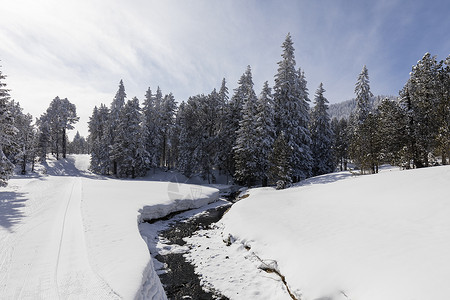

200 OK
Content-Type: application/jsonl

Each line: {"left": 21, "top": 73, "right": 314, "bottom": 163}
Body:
{"left": 146, "top": 202, "right": 233, "bottom": 300}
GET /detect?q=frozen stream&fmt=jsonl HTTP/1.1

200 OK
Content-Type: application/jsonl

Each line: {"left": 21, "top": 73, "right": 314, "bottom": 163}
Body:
{"left": 139, "top": 199, "right": 232, "bottom": 299}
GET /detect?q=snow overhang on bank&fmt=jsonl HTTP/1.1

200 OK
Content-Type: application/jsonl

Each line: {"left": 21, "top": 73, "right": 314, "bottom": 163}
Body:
{"left": 81, "top": 178, "right": 219, "bottom": 300}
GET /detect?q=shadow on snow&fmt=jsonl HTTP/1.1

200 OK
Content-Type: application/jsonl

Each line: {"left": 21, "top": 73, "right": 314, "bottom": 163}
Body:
{"left": 0, "top": 191, "right": 27, "bottom": 231}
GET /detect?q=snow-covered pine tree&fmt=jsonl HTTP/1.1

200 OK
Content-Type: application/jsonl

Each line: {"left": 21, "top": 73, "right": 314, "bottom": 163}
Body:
{"left": 58, "top": 98, "right": 79, "bottom": 159}
{"left": 268, "top": 132, "right": 292, "bottom": 189}
{"left": 200, "top": 89, "right": 221, "bottom": 182}
{"left": 111, "top": 97, "right": 149, "bottom": 178}
{"left": 216, "top": 78, "right": 232, "bottom": 180}
{"left": 254, "top": 81, "right": 275, "bottom": 186}
{"left": 10, "top": 101, "right": 35, "bottom": 174}
{"left": 221, "top": 73, "right": 247, "bottom": 179}
{"left": 68, "top": 131, "right": 88, "bottom": 154}
{"left": 36, "top": 115, "right": 50, "bottom": 162}
{"left": 176, "top": 91, "right": 220, "bottom": 182}
{"left": 350, "top": 65, "right": 374, "bottom": 174}
{"left": 88, "top": 104, "right": 111, "bottom": 174}
{"left": 170, "top": 101, "right": 185, "bottom": 172}
{"left": 41, "top": 96, "right": 79, "bottom": 160}
{"left": 435, "top": 55, "right": 450, "bottom": 164}
{"left": 310, "top": 83, "right": 334, "bottom": 176}
{"left": 399, "top": 53, "right": 441, "bottom": 168}
{"left": 273, "top": 33, "right": 312, "bottom": 181}
{"left": 153, "top": 87, "right": 164, "bottom": 166}
{"left": 354, "top": 66, "right": 373, "bottom": 123}
{"left": 160, "top": 93, "right": 177, "bottom": 168}
{"left": 377, "top": 98, "right": 407, "bottom": 166}
{"left": 109, "top": 80, "right": 126, "bottom": 175}
{"left": 331, "top": 117, "right": 349, "bottom": 171}
{"left": 0, "top": 67, "right": 16, "bottom": 186}
{"left": 233, "top": 66, "right": 259, "bottom": 186}
{"left": 142, "top": 87, "right": 160, "bottom": 170}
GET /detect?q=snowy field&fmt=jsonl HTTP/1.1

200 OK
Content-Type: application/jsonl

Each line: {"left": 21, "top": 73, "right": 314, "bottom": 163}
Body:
{"left": 2, "top": 155, "right": 450, "bottom": 300}
{"left": 0, "top": 154, "right": 219, "bottom": 299}
{"left": 186, "top": 165, "right": 450, "bottom": 300}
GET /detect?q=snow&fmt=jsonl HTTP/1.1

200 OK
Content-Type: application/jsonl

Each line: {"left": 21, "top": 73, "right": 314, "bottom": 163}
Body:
{"left": 185, "top": 165, "right": 450, "bottom": 300}
{"left": 3, "top": 154, "right": 450, "bottom": 300}
{"left": 0, "top": 154, "right": 219, "bottom": 299}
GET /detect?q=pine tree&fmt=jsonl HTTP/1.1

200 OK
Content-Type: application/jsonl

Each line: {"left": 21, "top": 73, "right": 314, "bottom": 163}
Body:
{"left": 234, "top": 66, "right": 259, "bottom": 186}
{"left": 254, "top": 81, "right": 276, "bottom": 186}
{"left": 377, "top": 98, "right": 407, "bottom": 166}
{"left": 142, "top": 87, "right": 160, "bottom": 169}
{"left": 176, "top": 91, "right": 220, "bottom": 182}
{"left": 111, "top": 97, "right": 149, "bottom": 178}
{"left": 88, "top": 104, "right": 110, "bottom": 174}
{"left": 221, "top": 72, "right": 247, "bottom": 179}
{"left": 354, "top": 65, "right": 373, "bottom": 123}
{"left": 176, "top": 101, "right": 193, "bottom": 177}
{"left": 41, "top": 96, "right": 79, "bottom": 160}
{"left": 273, "top": 33, "right": 312, "bottom": 181}
{"left": 269, "top": 132, "right": 292, "bottom": 189}
{"left": 109, "top": 80, "right": 127, "bottom": 174}
{"left": 36, "top": 116, "right": 50, "bottom": 162}
{"left": 350, "top": 65, "right": 374, "bottom": 174}
{"left": 331, "top": 117, "right": 350, "bottom": 171}
{"left": 160, "top": 93, "right": 177, "bottom": 168}
{"left": 216, "top": 78, "right": 233, "bottom": 181}
{"left": 0, "top": 67, "right": 16, "bottom": 186}
{"left": 68, "top": 131, "right": 88, "bottom": 154}
{"left": 399, "top": 53, "right": 440, "bottom": 168}
{"left": 10, "top": 101, "right": 35, "bottom": 174}
{"left": 435, "top": 55, "right": 450, "bottom": 164}
{"left": 310, "top": 83, "right": 334, "bottom": 176}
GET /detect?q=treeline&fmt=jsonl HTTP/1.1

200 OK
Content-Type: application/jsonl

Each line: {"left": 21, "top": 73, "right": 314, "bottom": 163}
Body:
{"left": 0, "top": 67, "right": 83, "bottom": 186}
{"left": 89, "top": 38, "right": 448, "bottom": 187}
{"left": 89, "top": 34, "right": 334, "bottom": 188}
{"left": 333, "top": 53, "right": 449, "bottom": 173}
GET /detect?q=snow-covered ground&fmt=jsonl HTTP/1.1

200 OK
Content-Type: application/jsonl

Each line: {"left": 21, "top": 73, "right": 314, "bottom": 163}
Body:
{"left": 185, "top": 165, "right": 450, "bottom": 300}
{"left": 3, "top": 155, "right": 450, "bottom": 300}
{"left": 0, "top": 154, "right": 219, "bottom": 299}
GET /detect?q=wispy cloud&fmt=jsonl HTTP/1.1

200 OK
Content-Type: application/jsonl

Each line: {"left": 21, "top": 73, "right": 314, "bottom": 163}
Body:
{"left": 0, "top": 0, "right": 448, "bottom": 137}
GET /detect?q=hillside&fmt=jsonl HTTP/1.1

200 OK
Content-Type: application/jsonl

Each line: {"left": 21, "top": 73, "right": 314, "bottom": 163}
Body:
{"left": 185, "top": 165, "right": 450, "bottom": 299}
{"left": 329, "top": 95, "right": 397, "bottom": 120}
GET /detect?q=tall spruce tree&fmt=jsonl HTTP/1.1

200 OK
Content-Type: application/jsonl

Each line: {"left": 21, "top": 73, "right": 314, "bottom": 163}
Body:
{"left": 310, "top": 83, "right": 334, "bottom": 176}
{"left": 109, "top": 80, "right": 126, "bottom": 174}
{"left": 399, "top": 53, "right": 440, "bottom": 168}
{"left": 351, "top": 65, "right": 374, "bottom": 173}
{"left": 160, "top": 93, "right": 177, "bottom": 168}
{"left": 221, "top": 72, "right": 247, "bottom": 179}
{"left": 142, "top": 87, "right": 160, "bottom": 169}
{"left": 234, "top": 66, "right": 259, "bottom": 186}
{"left": 10, "top": 101, "right": 35, "bottom": 174}
{"left": 254, "top": 81, "right": 276, "bottom": 186}
{"left": 0, "top": 67, "right": 16, "bottom": 186}
{"left": 111, "top": 97, "right": 148, "bottom": 178}
{"left": 88, "top": 104, "right": 111, "bottom": 174}
{"left": 377, "top": 98, "right": 407, "bottom": 166}
{"left": 273, "top": 33, "right": 312, "bottom": 181}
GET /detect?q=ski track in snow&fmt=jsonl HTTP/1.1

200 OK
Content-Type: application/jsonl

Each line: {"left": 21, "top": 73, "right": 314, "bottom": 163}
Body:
{"left": 0, "top": 172, "right": 118, "bottom": 298}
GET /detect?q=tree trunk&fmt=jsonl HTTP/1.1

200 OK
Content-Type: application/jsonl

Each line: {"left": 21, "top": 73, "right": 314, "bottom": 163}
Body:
{"left": 262, "top": 176, "right": 268, "bottom": 187}
{"left": 21, "top": 154, "right": 26, "bottom": 175}
{"left": 62, "top": 128, "right": 67, "bottom": 159}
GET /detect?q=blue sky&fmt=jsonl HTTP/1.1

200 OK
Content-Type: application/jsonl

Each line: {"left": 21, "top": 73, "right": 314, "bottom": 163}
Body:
{"left": 0, "top": 0, "right": 449, "bottom": 137}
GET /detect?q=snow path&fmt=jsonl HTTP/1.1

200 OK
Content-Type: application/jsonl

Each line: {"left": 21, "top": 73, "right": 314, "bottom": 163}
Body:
{"left": 1, "top": 155, "right": 219, "bottom": 299}
{"left": 0, "top": 175, "right": 118, "bottom": 299}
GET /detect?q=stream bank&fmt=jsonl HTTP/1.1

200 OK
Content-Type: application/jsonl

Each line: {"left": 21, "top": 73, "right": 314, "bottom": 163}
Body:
{"left": 139, "top": 199, "right": 232, "bottom": 300}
